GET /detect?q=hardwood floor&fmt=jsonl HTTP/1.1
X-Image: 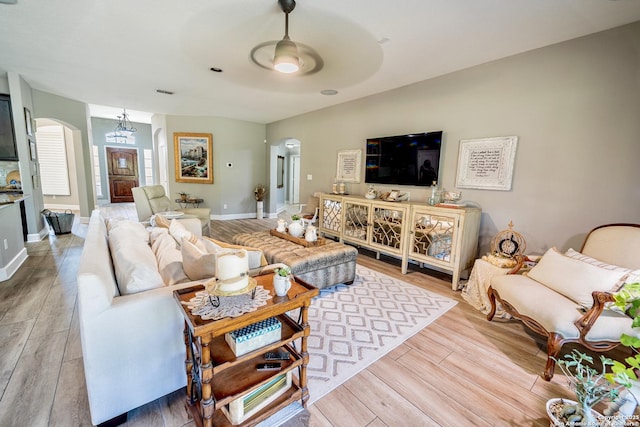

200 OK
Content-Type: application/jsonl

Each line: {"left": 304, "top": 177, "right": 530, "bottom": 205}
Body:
{"left": 0, "top": 204, "right": 624, "bottom": 426}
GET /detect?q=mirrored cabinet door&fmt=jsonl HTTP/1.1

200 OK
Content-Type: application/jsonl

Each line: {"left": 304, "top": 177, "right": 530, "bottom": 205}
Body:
{"left": 342, "top": 200, "right": 370, "bottom": 243}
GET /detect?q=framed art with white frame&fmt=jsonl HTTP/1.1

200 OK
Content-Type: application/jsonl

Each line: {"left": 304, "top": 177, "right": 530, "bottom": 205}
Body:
{"left": 455, "top": 136, "right": 518, "bottom": 191}
{"left": 335, "top": 149, "right": 362, "bottom": 183}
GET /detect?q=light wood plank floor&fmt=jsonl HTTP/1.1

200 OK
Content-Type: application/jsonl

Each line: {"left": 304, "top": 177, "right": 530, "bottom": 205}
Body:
{"left": 0, "top": 203, "right": 627, "bottom": 426}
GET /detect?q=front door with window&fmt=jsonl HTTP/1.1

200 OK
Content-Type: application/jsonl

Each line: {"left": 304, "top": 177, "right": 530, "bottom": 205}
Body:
{"left": 107, "top": 147, "right": 138, "bottom": 203}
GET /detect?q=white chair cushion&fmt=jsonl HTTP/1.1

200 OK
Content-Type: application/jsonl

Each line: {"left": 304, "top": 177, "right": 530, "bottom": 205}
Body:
{"left": 491, "top": 275, "right": 582, "bottom": 339}
{"left": 108, "top": 226, "right": 164, "bottom": 295}
{"left": 527, "top": 248, "right": 628, "bottom": 307}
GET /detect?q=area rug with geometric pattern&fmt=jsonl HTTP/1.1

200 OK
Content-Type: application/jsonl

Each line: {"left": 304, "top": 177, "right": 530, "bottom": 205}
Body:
{"left": 305, "top": 265, "right": 457, "bottom": 404}
{"left": 259, "top": 265, "right": 456, "bottom": 426}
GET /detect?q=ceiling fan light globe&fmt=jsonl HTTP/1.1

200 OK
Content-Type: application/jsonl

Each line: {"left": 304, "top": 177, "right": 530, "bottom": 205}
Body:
{"left": 274, "top": 38, "right": 300, "bottom": 73}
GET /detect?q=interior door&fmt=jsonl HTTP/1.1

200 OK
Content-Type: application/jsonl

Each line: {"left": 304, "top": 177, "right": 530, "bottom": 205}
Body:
{"left": 107, "top": 147, "right": 138, "bottom": 203}
{"left": 291, "top": 155, "right": 300, "bottom": 204}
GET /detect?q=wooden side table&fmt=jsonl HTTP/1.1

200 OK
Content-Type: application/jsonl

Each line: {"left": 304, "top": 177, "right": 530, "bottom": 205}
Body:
{"left": 176, "top": 198, "right": 204, "bottom": 208}
{"left": 173, "top": 273, "right": 318, "bottom": 427}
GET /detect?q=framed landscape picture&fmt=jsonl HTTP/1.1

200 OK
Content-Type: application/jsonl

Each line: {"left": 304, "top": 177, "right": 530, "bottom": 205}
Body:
{"left": 174, "top": 132, "right": 213, "bottom": 184}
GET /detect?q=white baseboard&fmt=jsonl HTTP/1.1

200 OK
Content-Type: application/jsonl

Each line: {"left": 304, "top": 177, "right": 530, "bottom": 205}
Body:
{"left": 0, "top": 248, "right": 28, "bottom": 281}
{"left": 211, "top": 212, "right": 259, "bottom": 220}
{"left": 211, "top": 212, "right": 278, "bottom": 220}
{"left": 27, "top": 227, "right": 50, "bottom": 242}
{"left": 43, "top": 204, "right": 80, "bottom": 211}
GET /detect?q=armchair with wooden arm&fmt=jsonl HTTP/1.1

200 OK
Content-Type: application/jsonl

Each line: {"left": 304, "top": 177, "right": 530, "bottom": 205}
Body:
{"left": 487, "top": 224, "right": 640, "bottom": 380}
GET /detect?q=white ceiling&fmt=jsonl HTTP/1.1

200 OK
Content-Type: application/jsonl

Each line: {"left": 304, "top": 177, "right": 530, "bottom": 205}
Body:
{"left": 1, "top": 0, "right": 639, "bottom": 124}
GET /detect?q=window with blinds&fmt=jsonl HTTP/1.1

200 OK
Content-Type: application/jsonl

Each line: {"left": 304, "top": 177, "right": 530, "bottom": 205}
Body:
{"left": 35, "top": 125, "right": 71, "bottom": 196}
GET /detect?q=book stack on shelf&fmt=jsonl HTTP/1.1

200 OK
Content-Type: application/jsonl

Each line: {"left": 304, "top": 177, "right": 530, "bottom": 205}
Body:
{"left": 223, "top": 372, "right": 293, "bottom": 424}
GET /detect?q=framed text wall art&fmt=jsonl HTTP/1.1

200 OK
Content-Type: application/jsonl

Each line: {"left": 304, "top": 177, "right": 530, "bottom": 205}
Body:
{"left": 455, "top": 136, "right": 518, "bottom": 191}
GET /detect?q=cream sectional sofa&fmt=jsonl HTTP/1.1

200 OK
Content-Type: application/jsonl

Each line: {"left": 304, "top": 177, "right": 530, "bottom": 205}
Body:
{"left": 77, "top": 211, "right": 268, "bottom": 425}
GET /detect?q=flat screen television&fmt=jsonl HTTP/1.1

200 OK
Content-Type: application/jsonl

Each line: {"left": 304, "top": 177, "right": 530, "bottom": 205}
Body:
{"left": 365, "top": 131, "right": 443, "bottom": 186}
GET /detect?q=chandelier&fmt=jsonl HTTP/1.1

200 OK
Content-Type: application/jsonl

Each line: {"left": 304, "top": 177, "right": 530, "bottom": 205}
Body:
{"left": 114, "top": 108, "right": 136, "bottom": 137}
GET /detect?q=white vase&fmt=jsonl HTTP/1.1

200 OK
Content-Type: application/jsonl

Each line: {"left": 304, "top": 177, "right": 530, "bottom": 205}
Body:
{"left": 288, "top": 220, "right": 304, "bottom": 238}
{"left": 273, "top": 275, "right": 291, "bottom": 297}
{"left": 305, "top": 225, "right": 317, "bottom": 242}
{"left": 256, "top": 201, "right": 264, "bottom": 219}
{"left": 546, "top": 398, "right": 602, "bottom": 427}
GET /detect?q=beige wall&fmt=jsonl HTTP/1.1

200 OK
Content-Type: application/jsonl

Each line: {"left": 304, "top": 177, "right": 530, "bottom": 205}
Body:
{"left": 164, "top": 115, "right": 266, "bottom": 217}
{"left": 266, "top": 22, "right": 640, "bottom": 255}
{"left": 38, "top": 119, "right": 80, "bottom": 210}
{"left": 32, "top": 89, "right": 93, "bottom": 220}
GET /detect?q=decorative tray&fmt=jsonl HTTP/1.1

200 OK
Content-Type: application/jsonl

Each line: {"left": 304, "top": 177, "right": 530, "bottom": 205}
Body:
{"left": 270, "top": 229, "right": 327, "bottom": 247}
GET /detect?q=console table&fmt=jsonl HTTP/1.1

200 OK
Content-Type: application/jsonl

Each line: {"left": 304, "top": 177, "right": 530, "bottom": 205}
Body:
{"left": 176, "top": 198, "right": 204, "bottom": 208}
{"left": 174, "top": 273, "right": 318, "bottom": 427}
{"left": 318, "top": 194, "right": 481, "bottom": 290}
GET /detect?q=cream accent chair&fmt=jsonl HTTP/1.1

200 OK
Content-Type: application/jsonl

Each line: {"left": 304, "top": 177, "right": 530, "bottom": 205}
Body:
{"left": 131, "top": 185, "right": 211, "bottom": 236}
{"left": 487, "top": 223, "right": 640, "bottom": 380}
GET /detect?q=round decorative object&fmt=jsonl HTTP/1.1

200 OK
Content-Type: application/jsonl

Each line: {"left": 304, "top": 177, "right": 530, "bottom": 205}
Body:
{"left": 6, "top": 170, "right": 20, "bottom": 185}
{"left": 498, "top": 236, "right": 519, "bottom": 257}
{"left": 288, "top": 220, "right": 304, "bottom": 237}
{"left": 490, "top": 221, "right": 526, "bottom": 259}
{"left": 204, "top": 277, "right": 257, "bottom": 297}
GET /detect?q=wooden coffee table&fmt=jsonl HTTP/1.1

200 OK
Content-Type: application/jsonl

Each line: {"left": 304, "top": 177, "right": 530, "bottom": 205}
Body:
{"left": 173, "top": 273, "right": 318, "bottom": 427}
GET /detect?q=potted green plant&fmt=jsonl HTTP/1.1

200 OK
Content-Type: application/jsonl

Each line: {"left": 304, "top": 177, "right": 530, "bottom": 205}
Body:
{"left": 273, "top": 266, "right": 292, "bottom": 297}
{"left": 548, "top": 350, "right": 631, "bottom": 426}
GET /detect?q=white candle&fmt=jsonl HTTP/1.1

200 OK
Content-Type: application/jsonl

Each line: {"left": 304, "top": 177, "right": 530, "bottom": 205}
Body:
{"left": 216, "top": 250, "right": 248, "bottom": 281}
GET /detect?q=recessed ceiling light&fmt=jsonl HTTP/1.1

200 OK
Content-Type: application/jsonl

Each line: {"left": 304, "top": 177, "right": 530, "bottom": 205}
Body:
{"left": 156, "top": 89, "right": 174, "bottom": 95}
{"left": 320, "top": 89, "right": 338, "bottom": 96}
{"left": 210, "top": 67, "right": 223, "bottom": 73}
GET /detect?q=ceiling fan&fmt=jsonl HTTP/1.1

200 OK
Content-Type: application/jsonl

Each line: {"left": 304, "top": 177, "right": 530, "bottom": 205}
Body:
{"left": 250, "top": 0, "right": 323, "bottom": 75}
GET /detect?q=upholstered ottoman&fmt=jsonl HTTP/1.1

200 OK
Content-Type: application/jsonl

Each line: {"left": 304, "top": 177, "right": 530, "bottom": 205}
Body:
{"left": 232, "top": 231, "right": 357, "bottom": 289}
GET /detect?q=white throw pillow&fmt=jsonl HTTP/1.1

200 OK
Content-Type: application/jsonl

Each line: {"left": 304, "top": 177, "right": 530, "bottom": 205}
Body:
{"left": 528, "top": 248, "right": 628, "bottom": 307}
{"left": 151, "top": 232, "right": 189, "bottom": 285}
{"left": 169, "top": 219, "right": 199, "bottom": 247}
{"left": 149, "top": 226, "right": 171, "bottom": 247}
{"left": 106, "top": 218, "right": 150, "bottom": 244}
{"left": 202, "top": 237, "right": 265, "bottom": 269}
{"left": 181, "top": 238, "right": 218, "bottom": 280}
{"left": 108, "top": 226, "right": 164, "bottom": 295}
{"left": 565, "top": 247, "right": 633, "bottom": 291}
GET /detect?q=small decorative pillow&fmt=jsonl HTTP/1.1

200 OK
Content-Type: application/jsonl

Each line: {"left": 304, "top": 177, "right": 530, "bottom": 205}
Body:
{"left": 169, "top": 219, "right": 199, "bottom": 247}
{"left": 181, "top": 238, "right": 224, "bottom": 280}
{"left": 528, "top": 247, "right": 628, "bottom": 307}
{"left": 203, "top": 237, "right": 267, "bottom": 269}
{"left": 151, "top": 232, "right": 189, "bottom": 285}
{"left": 153, "top": 214, "right": 171, "bottom": 229}
{"left": 108, "top": 226, "right": 164, "bottom": 294}
{"left": 149, "top": 226, "right": 171, "bottom": 247}
{"left": 106, "top": 218, "right": 150, "bottom": 244}
{"left": 565, "top": 248, "right": 632, "bottom": 292}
